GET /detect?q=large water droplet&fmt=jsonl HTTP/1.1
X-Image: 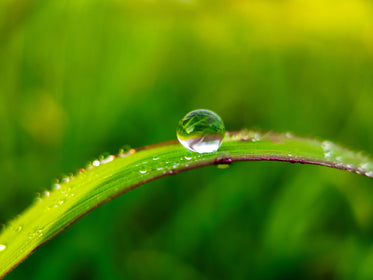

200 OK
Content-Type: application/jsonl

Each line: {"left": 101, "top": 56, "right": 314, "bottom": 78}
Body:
{"left": 177, "top": 109, "right": 225, "bottom": 153}
{"left": 0, "top": 244, "right": 6, "bottom": 251}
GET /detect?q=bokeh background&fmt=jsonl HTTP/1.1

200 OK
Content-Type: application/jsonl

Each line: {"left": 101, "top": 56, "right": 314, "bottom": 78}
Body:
{"left": 1, "top": 0, "right": 373, "bottom": 279}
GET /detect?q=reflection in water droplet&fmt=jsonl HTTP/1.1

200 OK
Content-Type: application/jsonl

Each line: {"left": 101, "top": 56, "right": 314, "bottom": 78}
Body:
{"left": 139, "top": 170, "right": 147, "bottom": 174}
{"left": 177, "top": 109, "right": 225, "bottom": 153}
{"left": 92, "top": 160, "right": 100, "bottom": 167}
{"left": 0, "top": 244, "right": 6, "bottom": 251}
{"left": 184, "top": 156, "right": 192, "bottom": 160}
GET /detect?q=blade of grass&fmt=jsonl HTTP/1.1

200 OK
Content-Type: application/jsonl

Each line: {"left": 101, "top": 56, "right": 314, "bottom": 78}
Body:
{"left": 0, "top": 130, "right": 372, "bottom": 278}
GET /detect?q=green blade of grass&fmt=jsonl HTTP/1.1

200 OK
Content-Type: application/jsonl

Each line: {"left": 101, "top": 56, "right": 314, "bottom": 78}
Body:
{"left": 0, "top": 130, "right": 372, "bottom": 278}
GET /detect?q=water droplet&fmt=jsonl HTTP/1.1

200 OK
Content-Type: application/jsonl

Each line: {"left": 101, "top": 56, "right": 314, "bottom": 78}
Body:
{"left": 99, "top": 153, "right": 115, "bottom": 164}
{"left": 0, "top": 244, "right": 6, "bottom": 251}
{"left": 119, "top": 145, "right": 131, "bottom": 154}
{"left": 43, "top": 191, "right": 50, "bottom": 198}
{"left": 177, "top": 109, "right": 225, "bottom": 153}
{"left": 153, "top": 155, "right": 159, "bottom": 160}
{"left": 139, "top": 170, "right": 147, "bottom": 174}
{"left": 52, "top": 183, "right": 61, "bottom": 190}
{"left": 321, "top": 141, "right": 336, "bottom": 161}
{"left": 92, "top": 160, "right": 100, "bottom": 167}
{"left": 285, "top": 132, "right": 294, "bottom": 138}
{"left": 118, "top": 145, "right": 136, "bottom": 157}
{"left": 251, "top": 132, "right": 262, "bottom": 142}
{"left": 184, "top": 156, "right": 192, "bottom": 160}
{"left": 74, "top": 168, "right": 86, "bottom": 175}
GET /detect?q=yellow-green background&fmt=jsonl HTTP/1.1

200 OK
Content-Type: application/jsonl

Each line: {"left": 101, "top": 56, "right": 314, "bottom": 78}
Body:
{"left": 1, "top": 0, "right": 373, "bottom": 279}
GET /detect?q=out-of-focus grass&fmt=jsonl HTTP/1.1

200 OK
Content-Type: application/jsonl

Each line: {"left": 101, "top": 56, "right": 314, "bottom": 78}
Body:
{"left": 0, "top": 0, "right": 373, "bottom": 279}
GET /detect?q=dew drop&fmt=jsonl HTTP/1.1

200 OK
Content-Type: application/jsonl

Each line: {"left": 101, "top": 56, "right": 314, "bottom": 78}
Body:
{"left": 52, "top": 183, "right": 61, "bottom": 190}
{"left": 43, "top": 191, "right": 50, "bottom": 198}
{"left": 92, "top": 160, "right": 100, "bottom": 167}
{"left": 99, "top": 153, "right": 115, "bottom": 164}
{"left": 153, "top": 156, "right": 159, "bottom": 161}
{"left": 119, "top": 145, "right": 131, "bottom": 154}
{"left": 118, "top": 145, "right": 135, "bottom": 157}
{"left": 139, "top": 170, "right": 147, "bottom": 174}
{"left": 177, "top": 109, "right": 225, "bottom": 153}
{"left": 184, "top": 156, "right": 192, "bottom": 160}
{"left": 0, "top": 244, "right": 6, "bottom": 251}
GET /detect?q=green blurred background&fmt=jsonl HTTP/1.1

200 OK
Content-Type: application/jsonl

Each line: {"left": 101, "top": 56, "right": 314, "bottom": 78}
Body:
{"left": 1, "top": 0, "right": 373, "bottom": 279}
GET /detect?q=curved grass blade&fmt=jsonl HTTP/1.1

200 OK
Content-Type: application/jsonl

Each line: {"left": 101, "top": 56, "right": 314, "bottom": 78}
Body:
{"left": 1, "top": 130, "right": 372, "bottom": 278}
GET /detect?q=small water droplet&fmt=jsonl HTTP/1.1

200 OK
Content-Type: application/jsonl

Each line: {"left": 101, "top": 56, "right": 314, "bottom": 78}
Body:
{"left": 285, "top": 132, "right": 294, "bottom": 138}
{"left": 119, "top": 145, "right": 131, "bottom": 154}
{"left": 184, "top": 156, "right": 192, "bottom": 160}
{"left": 118, "top": 145, "right": 136, "bottom": 157}
{"left": 139, "top": 170, "right": 147, "bottom": 174}
{"left": 251, "top": 132, "right": 262, "bottom": 142}
{"left": 92, "top": 160, "right": 100, "bottom": 167}
{"left": 59, "top": 200, "right": 64, "bottom": 205}
{"left": 99, "top": 153, "right": 115, "bottom": 164}
{"left": 0, "top": 244, "right": 6, "bottom": 251}
{"left": 153, "top": 156, "right": 159, "bottom": 160}
{"left": 43, "top": 191, "right": 50, "bottom": 198}
{"left": 359, "top": 163, "right": 369, "bottom": 171}
{"left": 321, "top": 141, "right": 336, "bottom": 160}
{"left": 177, "top": 109, "right": 225, "bottom": 153}
{"left": 52, "top": 183, "right": 61, "bottom": 190}
{"left": 74, "top": 168, "right": 86, "bottom": 175}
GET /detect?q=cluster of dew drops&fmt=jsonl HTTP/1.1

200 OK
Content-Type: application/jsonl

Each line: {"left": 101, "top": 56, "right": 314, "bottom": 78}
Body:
{"left": 321, "top": 140, "right": 373, "bottom": 177}
{"left": 0, "top": 109, "right": 229, "bottom": 253}
{"left": 0, "top": 145, "right": 137, "bottom": 253}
